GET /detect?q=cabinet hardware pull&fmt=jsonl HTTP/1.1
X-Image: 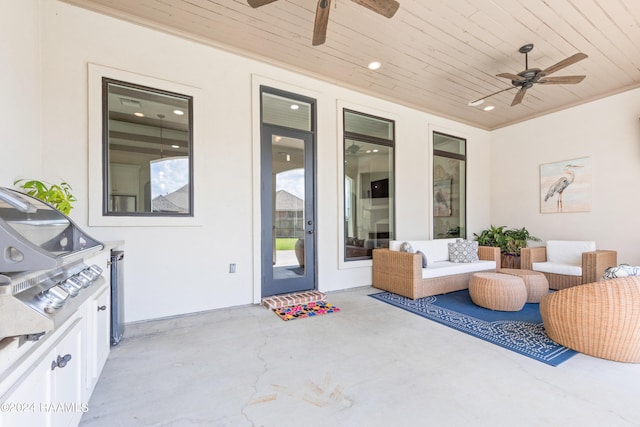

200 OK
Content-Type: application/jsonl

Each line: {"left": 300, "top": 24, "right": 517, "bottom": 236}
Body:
{"left": 98, "top": 305, "right": 107, "bottom": 311}
{"left": 51, "top": 354, "right": 72, "bottom": 370}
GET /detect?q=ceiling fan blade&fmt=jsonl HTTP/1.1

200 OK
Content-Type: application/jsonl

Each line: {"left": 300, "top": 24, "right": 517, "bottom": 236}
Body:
{"left": 312, "top": 0, "right": 331, "bottom": 46}
{"left": 247, "top": 0, "right": 278, "bottom": 8}
{"left": 469, "top": 86, "right": 517, "bottom": 105}
{"left": 538, "top": 75, "right": 586, "bottom": 85}
{"left": 511, "top": 87, "right": 527, "bottom": 106}
{"left": 540, "top": 53, "right": 588, "bottom": 76}
{"left": 351, "top": 0, "right": 400, "bottom": 18}
{"left": 497, "top": 72, "right": 522, "bottom": 81}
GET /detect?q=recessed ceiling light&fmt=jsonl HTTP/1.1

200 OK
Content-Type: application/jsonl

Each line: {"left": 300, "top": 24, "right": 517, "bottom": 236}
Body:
{"left": 372, "top": 149, "right": 379, "bottom": 153}
{"left": 468, "top": 99, "right": 485, "bottom": 107}
{"left": 120, "top": 98, "right": 141, "bottom": 108}
{"left": 368, "top": 61, "right": 382, "bottom": 70}
{"left": 173, "top": 109, "right": 184, "bottom": 116}
{"left": 134, "top": 112, "right": 145, "bottom": 117}
{"left": 483, "top": 105, "right": 495, "bottom": 111}
{"left": 290, "top": 104, "right": 299, "bottom": 110}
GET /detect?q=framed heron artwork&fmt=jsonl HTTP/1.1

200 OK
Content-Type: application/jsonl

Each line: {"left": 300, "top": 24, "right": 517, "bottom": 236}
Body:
{"left": 540, "top": 157, "right": 591, "bottom": 213}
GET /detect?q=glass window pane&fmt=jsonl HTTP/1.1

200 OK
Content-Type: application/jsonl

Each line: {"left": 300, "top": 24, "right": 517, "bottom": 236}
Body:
{"left": 344, "top": 111, "right": 394, "bottom": 261}
{"left": 262, "top": 92, "right": 312, "bottom": 131}
{"left": 434, "top": 132, "right": 465, "bottom": 155}
{"left": 345, "top": 110, "right": 394, "bottom": 140}
{"left": 433, "top": 133, "right": 466, "bottom": 239}
{"left": 104, "top": 79, "right": 192, "bottom": 216}
{"left": 272, "top": 135, "right": 307, "bottom": 278}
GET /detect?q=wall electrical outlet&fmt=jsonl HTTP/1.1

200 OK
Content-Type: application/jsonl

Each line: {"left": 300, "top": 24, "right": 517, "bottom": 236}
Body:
{"left": 229, "top": 263, "right": 236, "bottom": 273}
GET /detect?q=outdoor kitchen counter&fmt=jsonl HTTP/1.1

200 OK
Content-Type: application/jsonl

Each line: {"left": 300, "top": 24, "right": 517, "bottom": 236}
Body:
{"left": 0, "top": 242, "right": 122, "bottom": 427}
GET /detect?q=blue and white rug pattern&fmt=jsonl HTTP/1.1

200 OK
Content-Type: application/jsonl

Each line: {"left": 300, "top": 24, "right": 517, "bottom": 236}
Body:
{"left": 369, "top": 290, "right": 576, "bottom": 366}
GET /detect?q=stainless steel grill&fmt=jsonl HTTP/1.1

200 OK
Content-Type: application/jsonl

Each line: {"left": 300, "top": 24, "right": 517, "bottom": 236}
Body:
{"left": 0, "top": 187, "right": 105, "bottom": 341}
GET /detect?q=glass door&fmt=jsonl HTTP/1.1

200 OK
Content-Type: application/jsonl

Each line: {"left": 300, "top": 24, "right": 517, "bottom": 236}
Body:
{"left": 261, "top": 127, "right": 315, "bottom": 296}
{"left": 259, "top": 86, "right": 316, "bottom": 298}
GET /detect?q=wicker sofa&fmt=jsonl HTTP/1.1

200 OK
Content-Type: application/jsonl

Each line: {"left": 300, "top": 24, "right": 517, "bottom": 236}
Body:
{"left": 372, "top": 238, "right": 500, "bottom": 299}
{"left": 540, "top": 276, "right": 640, "bottom": 363}
{"left": 521, "top": 240, "right": 617, "bottom": 290}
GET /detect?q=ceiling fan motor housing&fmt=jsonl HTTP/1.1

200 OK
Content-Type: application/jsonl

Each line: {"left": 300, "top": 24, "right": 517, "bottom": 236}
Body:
{"left": 513, "top": 68, "right": 541, "bottom": 87}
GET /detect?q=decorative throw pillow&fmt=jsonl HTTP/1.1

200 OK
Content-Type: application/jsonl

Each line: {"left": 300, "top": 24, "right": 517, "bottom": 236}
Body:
{"left": 448, "top": 238, "right": 479, "bottom": 263}
{"left": 416, "top": 250, "right": 428, "bottom": 268}
{"left": 602, "top": 264, "right": 640, "bottom": 280}
{"left": 399, "top": 241, "right": 415, "bottom": 253}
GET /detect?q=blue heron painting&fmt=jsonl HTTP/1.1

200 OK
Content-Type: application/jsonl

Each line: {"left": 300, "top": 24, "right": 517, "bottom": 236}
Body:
{"left": 540, "top": 157, "right": 591, "bottom": 213}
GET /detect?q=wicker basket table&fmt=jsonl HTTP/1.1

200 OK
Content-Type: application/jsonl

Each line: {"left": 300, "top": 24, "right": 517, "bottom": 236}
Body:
{"left": 469, "top": 272, "right": 527, "bottom": 311}
{"left": 497, "top": 268, "right": 549, "bottom": 303}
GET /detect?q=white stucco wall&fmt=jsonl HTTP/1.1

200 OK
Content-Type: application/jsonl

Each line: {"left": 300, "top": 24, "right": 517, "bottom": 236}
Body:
{"left": 490, "top": 88, "right": 640, "bottom": 265}
{"left": 0, "top": 0, "right": 42, "bottom": 184}
{"left": 16, "top": 1, "right": 491, "bottom": 322}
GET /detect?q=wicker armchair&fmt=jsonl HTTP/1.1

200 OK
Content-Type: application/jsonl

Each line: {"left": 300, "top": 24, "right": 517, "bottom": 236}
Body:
{"left": 521, "top": 241, "right": 617, "bottom": 290}
{"left": 540, "top": 276, "right": 640, "bottom": 363}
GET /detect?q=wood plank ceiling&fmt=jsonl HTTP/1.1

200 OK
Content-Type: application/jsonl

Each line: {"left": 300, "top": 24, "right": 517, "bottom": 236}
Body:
{"left": 62, "top": 0, "right": 640, "bottom": 130}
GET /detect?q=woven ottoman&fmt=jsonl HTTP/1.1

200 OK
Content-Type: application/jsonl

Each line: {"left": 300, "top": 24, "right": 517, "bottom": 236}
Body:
{"left": 469, "top": 272, "right": 527, "bottom": 311}
{"left": 498, "top": 268, "right": 549, "bottom": 303}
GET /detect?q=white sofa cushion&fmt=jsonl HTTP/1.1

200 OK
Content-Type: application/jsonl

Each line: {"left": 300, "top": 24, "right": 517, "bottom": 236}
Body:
{"left": 389, "top": 240, "right": 403, "bottom": 251}
{"left": 532, "top": 261, "right": 582, "bottom": 277}
{"left": 546, "top": 240, "right": 596, "bottom": 266}
{"left": 413, "top": 239, "right": 455, "bottom": 263}
{"left": 422, "top": 260, "right": 496, "bottom": 278}
{"left": 389, "top": 239, "right": 456, "bottom": 263}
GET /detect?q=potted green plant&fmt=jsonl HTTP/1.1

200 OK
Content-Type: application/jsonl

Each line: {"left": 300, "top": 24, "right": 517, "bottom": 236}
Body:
{"left": 474, "top": 225, "right": 540, "bottom": 269}
{"left": 13, "top": 179, "right": 77, "bottom": 215}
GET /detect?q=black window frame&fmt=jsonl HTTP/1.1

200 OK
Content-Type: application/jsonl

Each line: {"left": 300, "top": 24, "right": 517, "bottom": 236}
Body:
{"left": 433, "top": 131, "right": 467, "bottom": 239}
{"left": 102, "top": 77, "right": 194, "bottom": 217}
{"left": 343, "top": 109, "right": 396, "bottom": 261}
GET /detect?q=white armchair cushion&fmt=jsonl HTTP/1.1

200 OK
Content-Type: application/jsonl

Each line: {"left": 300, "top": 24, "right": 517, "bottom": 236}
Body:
{"left": 532, "top": 261, "right": 582, "bottom": 277}
{"left": 546, "top": 240, "right": 596, "bottom": 266}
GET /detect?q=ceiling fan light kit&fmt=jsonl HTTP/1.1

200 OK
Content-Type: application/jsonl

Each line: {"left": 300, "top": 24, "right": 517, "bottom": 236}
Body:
{"left": 469, "top": 43, "right": 588, "bottom": 107}
{"left": 248, "top": 0, "right": 400, "bottom": 46}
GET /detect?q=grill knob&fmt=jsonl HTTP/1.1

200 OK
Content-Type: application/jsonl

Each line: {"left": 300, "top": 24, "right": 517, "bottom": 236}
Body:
{"left": 66, "top": 276, "right": 84, "bottom": 291}
{"left": 78, "top": 270, "right": 94, "bottom": 286}
{"left": 39, "top": 285, "right": 70, "bottom": 313}
{"left": 60, "top": 279, "right": 80, "bottom": 297}
{"left": 89, "top": 264, "right": 103, "bottom": 276}
{"left": 75, "top": 273, "right": 91, "bottom": 288}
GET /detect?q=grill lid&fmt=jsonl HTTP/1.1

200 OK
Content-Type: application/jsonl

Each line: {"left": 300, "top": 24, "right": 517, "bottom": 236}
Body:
{"left": 0, "top": 187, "right": 103, "bottom": 273}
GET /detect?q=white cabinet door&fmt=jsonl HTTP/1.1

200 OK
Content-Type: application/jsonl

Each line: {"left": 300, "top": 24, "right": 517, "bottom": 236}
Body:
{"left": 1, "top": 318, "right": 85, "bottom": 427}
{"left": 0, "top": 355, "right": 51, "bottom": 427}
{"left": 85, "top": 285, "right": 110, "bottom": 396}
{"left": 50, "top": 319, "right": 85, "bottom": 427}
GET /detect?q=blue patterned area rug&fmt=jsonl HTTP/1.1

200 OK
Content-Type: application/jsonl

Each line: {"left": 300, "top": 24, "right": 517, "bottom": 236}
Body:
{"left": 369, "top": 290, "right": 576, "bottom": 366}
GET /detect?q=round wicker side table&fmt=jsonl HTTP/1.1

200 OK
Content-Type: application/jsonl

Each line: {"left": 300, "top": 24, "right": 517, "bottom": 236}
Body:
{"left": 469, "top": 272, "right": 527, "bottom": 311}
{"left": 498, "top": 268, "right": 549, "bottom": 303}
